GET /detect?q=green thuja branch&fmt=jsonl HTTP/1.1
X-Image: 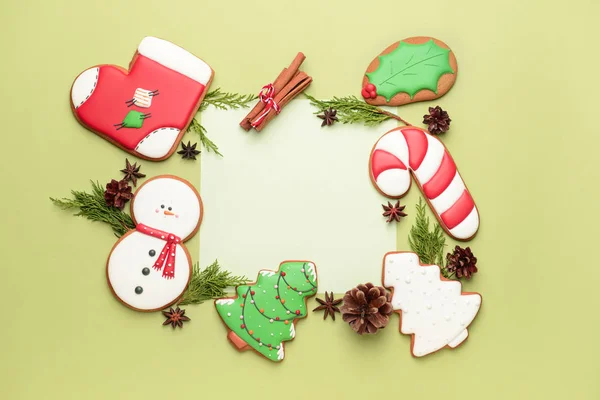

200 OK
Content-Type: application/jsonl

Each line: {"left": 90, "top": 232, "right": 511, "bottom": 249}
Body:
{"left": 304, "top": 93, "right": 411, "bottom": 126}
{"left": 178, "top": 260, "right": 248, "bottom": 305}
{"left": 187, "top": 118, "right": 222, "bottom": 157}
{"left": 199, "top": 88, "right": 257, "bottom": 112}
{"left": 408, "top": 198, "right": 447, "bottom": 271}
{"left": 50, "top": 181, "right": 135, "bottom": 237}
{"left": 189, "top": 88, "right": 257, "bottom": 156}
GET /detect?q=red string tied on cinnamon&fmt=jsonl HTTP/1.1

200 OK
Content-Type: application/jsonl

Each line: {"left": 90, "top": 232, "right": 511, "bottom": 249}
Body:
{"left": 137, "top": 223, "right": 181, "bottom": 279}
{"left": 251, "top": 83, "right": 281, "bottom": 128}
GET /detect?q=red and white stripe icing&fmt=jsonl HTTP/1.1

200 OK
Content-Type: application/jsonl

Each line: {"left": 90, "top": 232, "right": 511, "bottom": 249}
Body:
{"left": 370, "top": 127, "right": 479, "bottom": 240}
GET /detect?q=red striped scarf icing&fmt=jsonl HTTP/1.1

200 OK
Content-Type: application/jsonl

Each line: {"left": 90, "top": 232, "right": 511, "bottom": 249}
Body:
{"left": 136, "top": 223, "right": 182, "bottom": 279}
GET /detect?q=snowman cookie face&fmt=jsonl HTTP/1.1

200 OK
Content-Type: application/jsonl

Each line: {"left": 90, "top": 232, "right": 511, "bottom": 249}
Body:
{"left": 107, "top": 175, "right": 202, "bottom": 311}
{"left": 132, "top": 176, "right": 202, "bottom": 239}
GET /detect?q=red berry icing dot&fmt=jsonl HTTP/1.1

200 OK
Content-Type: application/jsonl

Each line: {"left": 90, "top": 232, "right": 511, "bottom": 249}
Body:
{"left": 240, "top": 324, "right": 245, "bottom": 329}
{"left": 366, "top": 83, "right": 375, "bottom": 91}
{"left": 275, "top": 295, "right": 280, "bottom": 299}
{"left": 295, "top": 310, "right": 301, "bottom": 315}
{"left": 250, "top": 290, "right": 255, "bottom": 295}
{"left": 361, "top": 88, "right": 370, "bottom": 99}
{"left": 281, "top": 272, "right": 286, "bottom": 277}
{"left": 275, "top": 317, "right": 280, "bottom": 321}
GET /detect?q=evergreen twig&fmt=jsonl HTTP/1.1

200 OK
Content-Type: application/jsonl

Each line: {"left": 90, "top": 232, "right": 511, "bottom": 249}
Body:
{"left": 50, "top": 181, "right": 135, "bottom": 237}
{"left": 408, "top": 198, "right": 447, "bottom": 273}
{"left": 178, "top": 260, "right": 248, "bottom": 305}
{"left": 188, "top": 88, "right": 257, "bottom": 157}
{"left": 304, "top": 93, "right": 411, "bottom": 126}
{"left": 199, "top": 88, "right": 257, "bottom": 112}
{"left": 187, "top": 118, "right": 223, "bottom": 157}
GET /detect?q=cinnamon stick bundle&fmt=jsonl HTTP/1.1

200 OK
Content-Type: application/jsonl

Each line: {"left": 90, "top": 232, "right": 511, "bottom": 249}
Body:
{"left": 240, "top": 52, "right": 312, "bottom": 132}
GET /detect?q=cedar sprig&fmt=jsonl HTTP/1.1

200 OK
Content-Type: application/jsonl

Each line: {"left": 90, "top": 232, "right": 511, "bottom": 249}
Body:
{"left": 304, "top": 93, "right": 411, "bottom": 126}
{"left": 178, "top": 260, "right": 248, "bottom": 305}
{"left": 199, "top": 88, "right": 257, "bottom": 112}
{"left": 188, "top": 88, "right": 257, "bottom": 157}
{"left": 408, "top": 198, "right": 446, "bottom": 270}
{"left": 50, "top": 181, "right": 135, "bottom": 237}
{"left": 187, "top": 118, "right": 222, "bottom": 157}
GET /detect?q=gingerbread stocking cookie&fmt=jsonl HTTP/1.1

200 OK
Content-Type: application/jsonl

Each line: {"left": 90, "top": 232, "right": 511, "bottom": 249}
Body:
{"left": 71, "top": 37, "right": 213, "bottom": 160}
{"left": 107, "top": 175, "right": 202, "bottom": 311}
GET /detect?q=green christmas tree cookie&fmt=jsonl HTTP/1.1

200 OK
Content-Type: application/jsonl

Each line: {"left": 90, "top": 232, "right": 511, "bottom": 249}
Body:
{"left": 215, "top": 261, "right": 318, "bottom": 362}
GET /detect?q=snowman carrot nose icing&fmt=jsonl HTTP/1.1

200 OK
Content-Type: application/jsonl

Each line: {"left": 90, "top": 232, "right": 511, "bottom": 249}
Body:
{"left": 164, "top": 210, "right": 175, "bottom": 216}
{"left": 136, "top": 223, "right": 181, "bottom": 279}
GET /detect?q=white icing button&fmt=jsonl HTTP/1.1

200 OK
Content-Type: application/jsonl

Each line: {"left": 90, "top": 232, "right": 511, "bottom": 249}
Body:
{"left": 299, "top": 292, "right": 302, "bottom": 295}
{"left": 161, "top": 236, "right": 165, "bottom": 239}
{"left": 227, "top": 313, "right": 231, "bottom": 317}
{"left": 301, "top": 269, "right": 305, "bottom": 272}
{"left": 270, "top": 319, "right": 274, "bottom": 323}
{"left": 240, "top": 316, "right": 244, "bottom": 319}
{"left": 426, "top": 304, "right": 432, "bottom": 310}
{"left": 259, "top": 343, "right": 263, "bottom": 346}
{"left": 286, "top": 311, "right": 291, "bottom": 314}
{"left": 405, "top": 277, "right": 411, "bottom": 284}
{"left": 251, "top": 300, "right": 255, "bottom": 304}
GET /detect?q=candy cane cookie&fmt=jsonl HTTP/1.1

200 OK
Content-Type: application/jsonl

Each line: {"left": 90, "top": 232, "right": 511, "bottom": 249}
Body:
{"left": 369, "top": 126, "right": 479, "bottom": 240}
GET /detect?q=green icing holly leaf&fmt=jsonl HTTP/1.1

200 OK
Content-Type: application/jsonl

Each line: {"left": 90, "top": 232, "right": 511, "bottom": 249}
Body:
{"left": 366, "top": 40, "right": 454, "bottom": 101}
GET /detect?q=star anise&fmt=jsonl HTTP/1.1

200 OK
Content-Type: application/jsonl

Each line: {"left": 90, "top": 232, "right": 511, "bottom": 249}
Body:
{"left": 178, "top": 141, "right": 201, "bottom": 160}
{"left": 162, "top": 307, "right": 190, "bottom": 329}
{"left": 120, "top": 158, "right": 146, "bottom": 187}
{"left": 382, "top": 201, "right": 407, "bottom": 223}
{"left": 104, "top": 179, "right": 133, "bottom": 210}
{"left": 317, "top": 107, "right": 338, "bottom": 127}
{"left": 313, "top": 291, "right": 343, "bottom": 321}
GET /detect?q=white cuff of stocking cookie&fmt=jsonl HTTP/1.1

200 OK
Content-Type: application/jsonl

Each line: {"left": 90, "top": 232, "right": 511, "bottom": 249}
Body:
{"left": 71, "top": 67, "right": 99, "bottom": 109}
{"left": 135, "top": 127, "right": 180, "bottom": 158}
{"left": 138, "top": 37, "right": 212, "bottom": 85}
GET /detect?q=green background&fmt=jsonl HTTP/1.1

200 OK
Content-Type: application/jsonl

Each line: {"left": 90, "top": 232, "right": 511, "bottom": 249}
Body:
{"left": 1, "top": 0, "right": 598, "bottom": 398}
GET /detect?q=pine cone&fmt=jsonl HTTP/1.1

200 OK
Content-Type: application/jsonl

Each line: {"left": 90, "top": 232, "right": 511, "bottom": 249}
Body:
{"left": 341, "top": 283, "right": 393, "bottom": 335}
{"left": 423, "top": 106, "right": 451, "bottom": 134}
{"left": 446, "top": 246, "right": 478, "bottom": 280}
{"left": 104, "top": 179, "right": 134, "bottom": 210}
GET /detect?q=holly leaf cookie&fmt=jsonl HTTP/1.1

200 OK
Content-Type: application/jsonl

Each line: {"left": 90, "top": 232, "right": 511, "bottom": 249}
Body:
{"left": 362, "top": 37, "right": 457, "bottom": 106}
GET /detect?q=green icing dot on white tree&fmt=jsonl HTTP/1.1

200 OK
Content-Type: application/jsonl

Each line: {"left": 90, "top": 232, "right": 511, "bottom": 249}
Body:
{"left": 215, "top": 261, "right": 318, "bottom": 362}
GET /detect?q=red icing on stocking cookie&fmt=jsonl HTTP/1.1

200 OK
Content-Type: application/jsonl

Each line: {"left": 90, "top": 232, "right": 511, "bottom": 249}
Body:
{"left": 70, "top": 37, "right": 213, "bottom": 161}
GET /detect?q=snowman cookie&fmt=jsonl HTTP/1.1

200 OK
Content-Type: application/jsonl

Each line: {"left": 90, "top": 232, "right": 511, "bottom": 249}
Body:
{"left": 107, "top": 175, "right": 202, "bottom": 311}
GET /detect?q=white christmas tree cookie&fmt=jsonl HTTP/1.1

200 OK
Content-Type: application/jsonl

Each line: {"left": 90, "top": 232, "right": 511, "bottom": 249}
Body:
{"left": 382, "top": 252, "right": 481, "bottom": 357}
{"left": 106, "top": 175, "right": 202, "bottom": 311}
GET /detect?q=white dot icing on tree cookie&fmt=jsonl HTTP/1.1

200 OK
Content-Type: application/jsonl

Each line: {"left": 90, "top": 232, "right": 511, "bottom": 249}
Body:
{"left": 382, "top": 252, "right": 482, "bottom": 357}
{"left": 107, "top": 176, "right": 202, "bottom": 311}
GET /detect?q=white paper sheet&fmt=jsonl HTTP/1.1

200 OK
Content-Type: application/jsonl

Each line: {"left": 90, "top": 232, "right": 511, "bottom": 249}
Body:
{"left": 199, "top": 99, "right": 397, "bottom": 292}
